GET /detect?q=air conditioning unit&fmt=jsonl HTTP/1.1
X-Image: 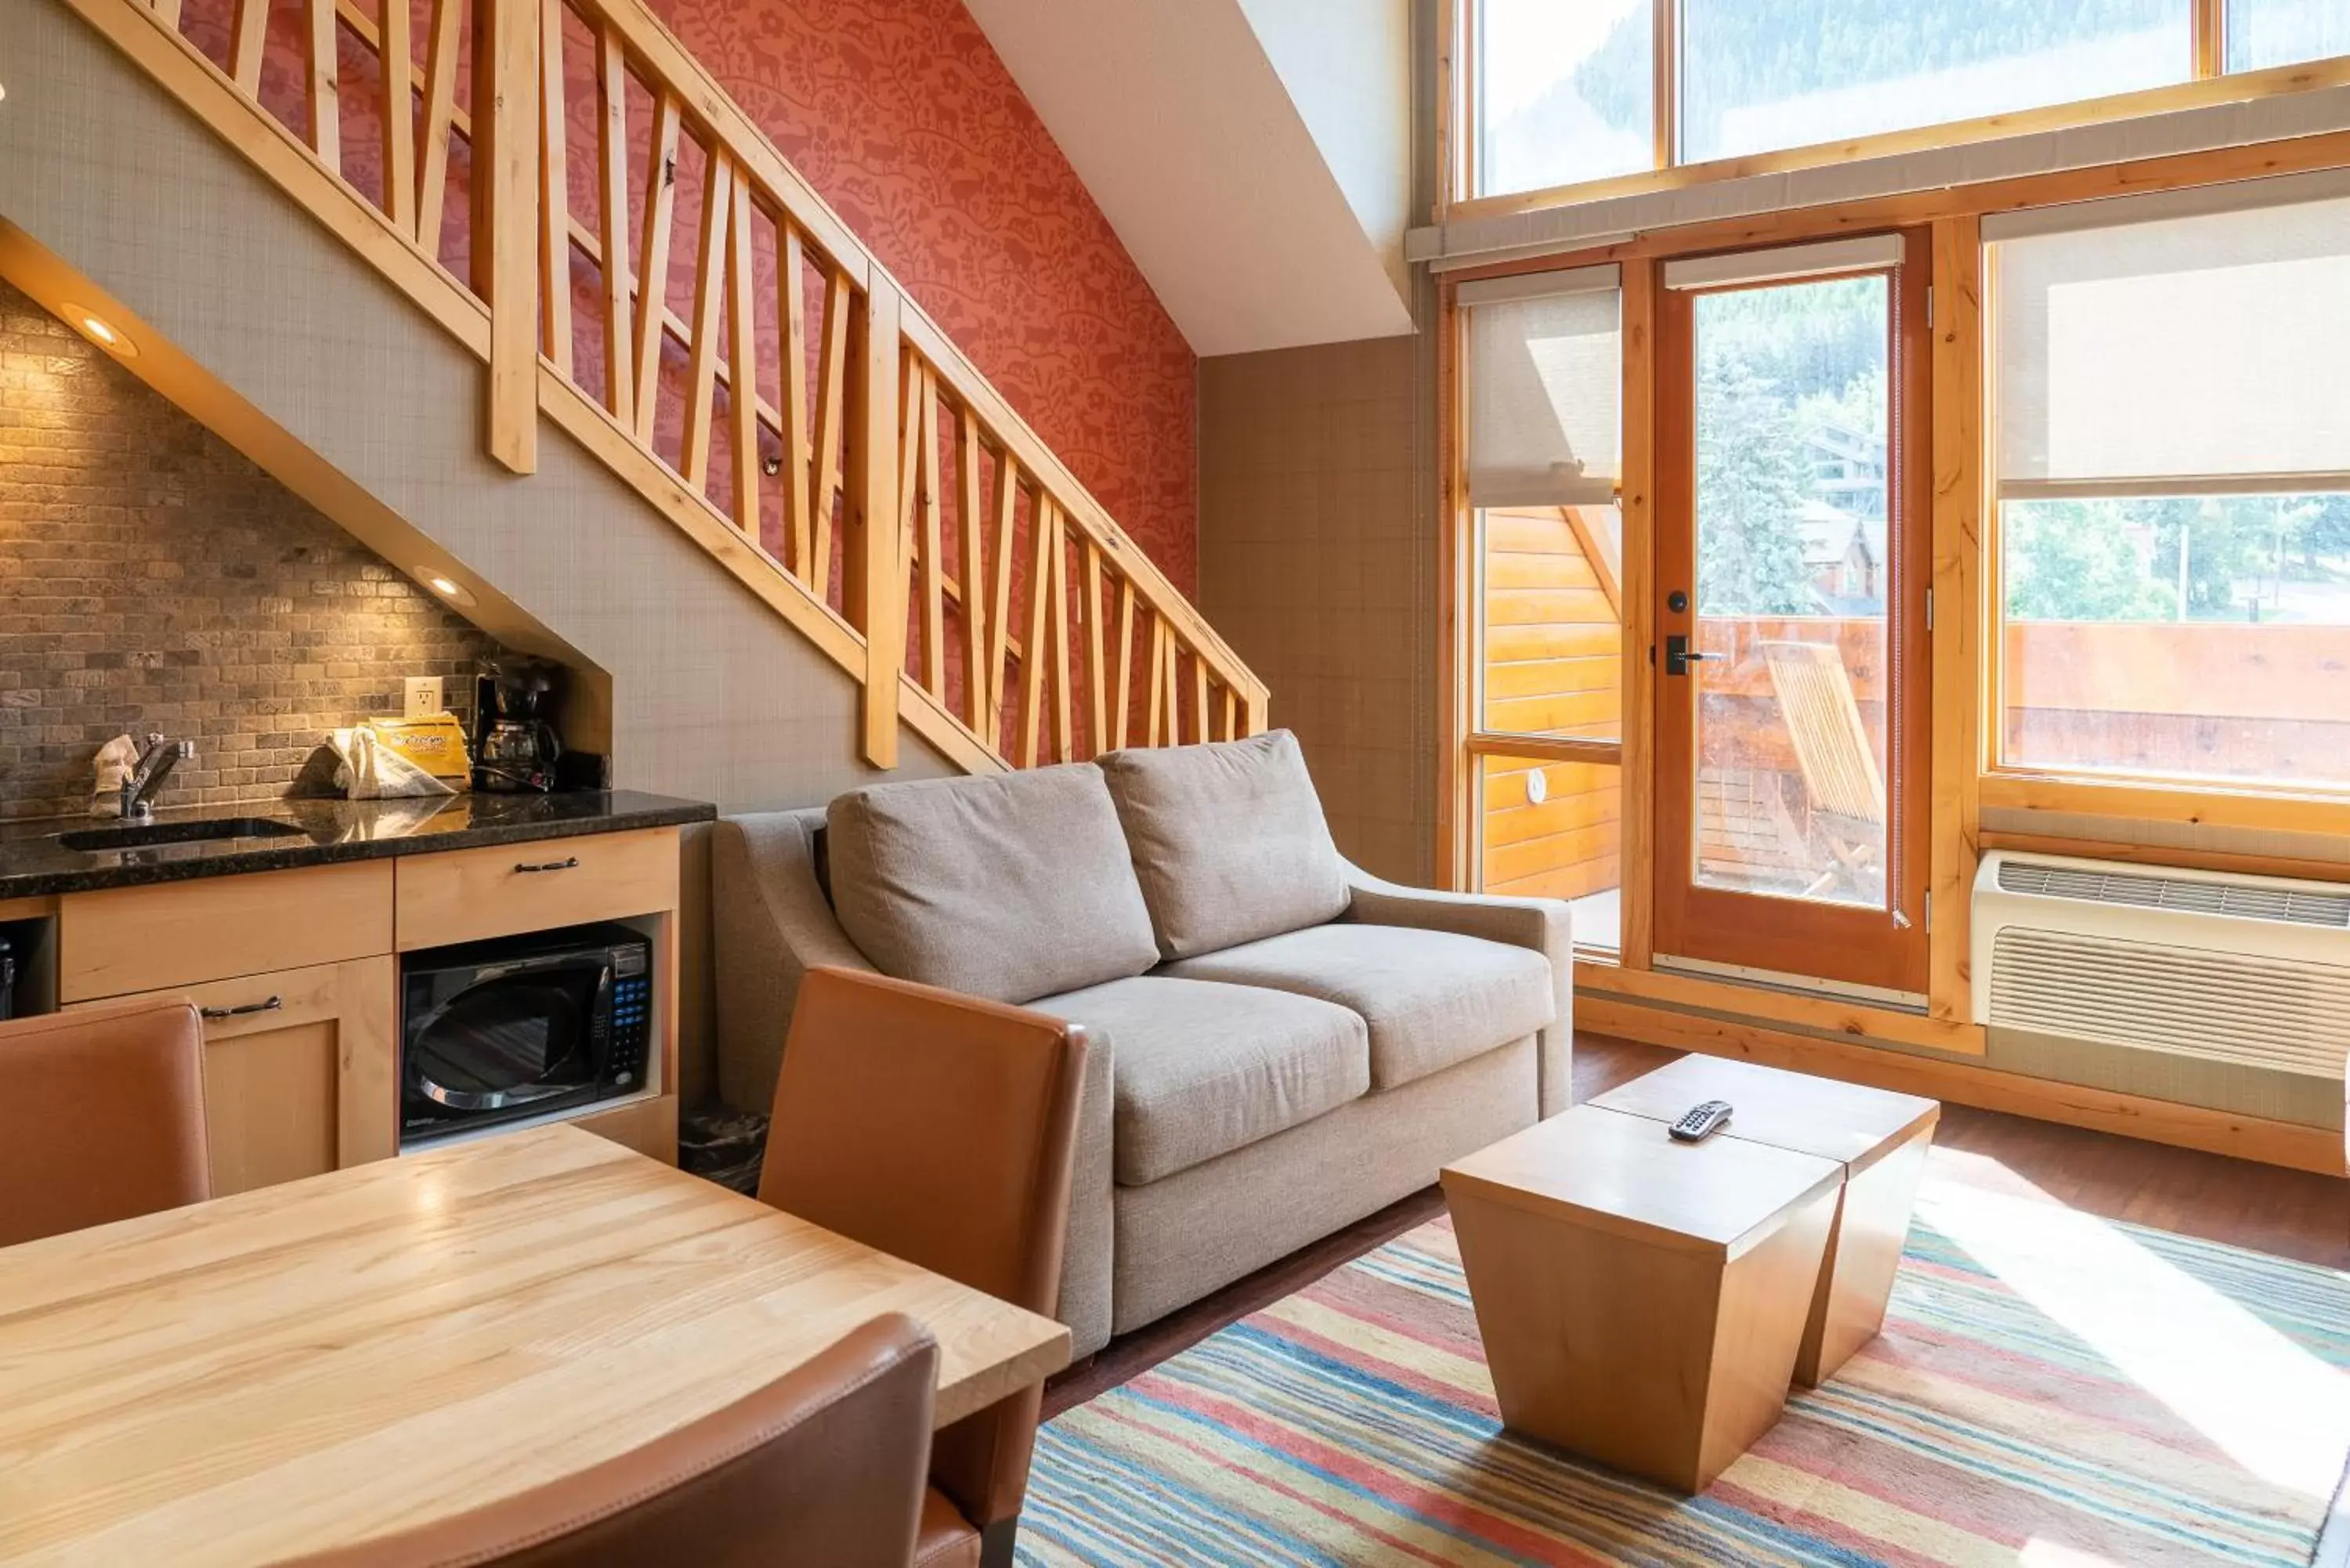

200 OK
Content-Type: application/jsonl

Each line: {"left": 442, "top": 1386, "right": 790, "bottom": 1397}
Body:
{"left": 1972, "top": 851, "right": 2350, "bottom": 1078}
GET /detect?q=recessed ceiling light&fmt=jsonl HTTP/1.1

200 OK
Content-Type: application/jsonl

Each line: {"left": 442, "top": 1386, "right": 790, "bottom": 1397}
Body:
{"left": 61, "top": 302, "right": 136, "bottom": 357}
{"left": 416, "top": 567, "right": 477, "bottom": 608}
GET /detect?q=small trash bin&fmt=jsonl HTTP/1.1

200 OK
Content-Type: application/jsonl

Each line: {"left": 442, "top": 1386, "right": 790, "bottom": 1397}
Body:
{"left": 678, "top": 1106, "right": 768, "bottom": 1195}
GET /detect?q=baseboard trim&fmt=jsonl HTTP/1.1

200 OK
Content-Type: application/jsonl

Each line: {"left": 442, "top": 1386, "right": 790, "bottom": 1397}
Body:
{"left": 1578, "top": 994, "right": 2347, "bottom": 1178}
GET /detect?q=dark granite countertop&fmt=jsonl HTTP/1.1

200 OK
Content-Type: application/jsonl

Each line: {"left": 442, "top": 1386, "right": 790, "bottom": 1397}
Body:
{"left": 0, "top": 790, "right": 715, "bottom": 900}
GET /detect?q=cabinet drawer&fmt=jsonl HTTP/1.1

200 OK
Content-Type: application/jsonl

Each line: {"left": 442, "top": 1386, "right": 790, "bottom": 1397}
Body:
{"left": 396, "top": 828, "right": 679, "bottom": 950}
{"left": 60, "top": 860, "right": 394, "bottom": 1003}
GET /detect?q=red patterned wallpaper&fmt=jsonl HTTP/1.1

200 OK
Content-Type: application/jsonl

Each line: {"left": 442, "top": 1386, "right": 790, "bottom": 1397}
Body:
{"left": 645, "top": 0, "right": 1198, "bottom": 592}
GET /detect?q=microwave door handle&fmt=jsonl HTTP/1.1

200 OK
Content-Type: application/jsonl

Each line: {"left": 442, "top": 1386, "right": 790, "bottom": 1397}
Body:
{"left": 469, "top": 952, "right": 610, "bottom": 984}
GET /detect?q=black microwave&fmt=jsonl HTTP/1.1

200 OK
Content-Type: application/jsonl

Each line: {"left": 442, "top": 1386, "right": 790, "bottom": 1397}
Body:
{"left": 400, "top": 922, "right": 653, "bottom": 1147}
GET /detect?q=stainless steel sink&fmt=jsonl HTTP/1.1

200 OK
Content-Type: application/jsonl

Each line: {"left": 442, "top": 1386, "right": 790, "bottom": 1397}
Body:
{"left": 54, "top": 818, "right": 309, "bottom": 852}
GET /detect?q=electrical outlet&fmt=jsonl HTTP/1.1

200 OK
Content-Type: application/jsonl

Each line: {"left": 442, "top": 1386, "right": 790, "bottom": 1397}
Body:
{"left": 403, "top": 676, "right": 444, "bottom": 720}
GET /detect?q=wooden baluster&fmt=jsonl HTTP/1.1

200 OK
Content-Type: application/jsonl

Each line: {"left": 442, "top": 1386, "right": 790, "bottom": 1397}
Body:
{"left": 536, "top": 0, "right": 573, "bottom": 377}
{"left": 917, "top": 370, "right": 945, "bottom": 699}
{"left": 382, "top": 0, "right": 416, "bottom": 233}
{"left": 956, "top": 410, "right": 988, "bottom": 732}
{"left": 986, "top": 456, "right": 1020, "bottom": 743}
{"left": 592, "top": 23, "right": 634, "bottom": 423}
{"left": 896, "top": 349, "right": 923, "bottom": 577}
{"left": 415, "top": 0, "right": 462, "bottom": 251}
{"left": 483, "top": 0, "right": 539, "bottom": 475}
{"left": 725, "top": 177, "right": 761, "bottom": 538}
{"left": 1047, "top": 516, "right": 1074, "bottom": 762}
{"left": 1191, "top": 651, "right": 1209, "bottom": 746}
{"left": 1019, "top": 498, "right": 1059, "bottom": 768}
{"left": 1221, "top": 685, "right": 1238, "bottom": 743}
{"left": 1112, "top": 574, "right": 1136, "bottom": 751}
{"left": 1083, "top": 540, "right": 1107, "bottom": 757}
{"left": 1144, "top": 616, "right": 1166, "bottom": 747}
{"left": 150, "top": 0, "right": 185, "bottom": 27}
{"left": 851, "top": 276, "right": 905, "bottom": 768}
{"left": 629, "top": 92, "right": 682, "bottom": 447}
{"left": 230, "top": 0, "right": 270, "bottom": 96}
{"left": 808, "top": 268, "right": 851, "bottom": 597}
{"left": 679, "top": 152, "right": 733, "bottom": 491}
{"left": 306, "top": 0, "right": 340, "bottom": 170}
{"left": 1161, "top": 629, "right": 1182, "bottom": 746}
{"left": 778, "top": 226, "right": 812, "bottom": 579}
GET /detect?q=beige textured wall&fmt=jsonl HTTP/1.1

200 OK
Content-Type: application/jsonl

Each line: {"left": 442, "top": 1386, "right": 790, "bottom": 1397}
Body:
{"left": 0, "top": 0, "right": 954, "bottom": 1103}
{"left": 1198, "top": 335, "right": 1435, "bottom": 885}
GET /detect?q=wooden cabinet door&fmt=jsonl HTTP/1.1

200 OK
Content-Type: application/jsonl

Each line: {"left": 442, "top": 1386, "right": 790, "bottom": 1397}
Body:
{"left": 75, "top": 958, "right": 399, "bottom": 1197}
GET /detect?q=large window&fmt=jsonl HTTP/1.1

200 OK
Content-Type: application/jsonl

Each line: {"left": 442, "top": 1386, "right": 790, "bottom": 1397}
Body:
{"left": 1462, "top": 0, "right": 2348, "bottom": 204}
{"left": 1987, "top": 172, "right": 2350, "bottom": 794}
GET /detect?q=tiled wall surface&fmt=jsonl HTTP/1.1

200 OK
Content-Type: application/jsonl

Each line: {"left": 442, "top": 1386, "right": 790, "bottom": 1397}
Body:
{"left": 1199, "top": 334, "right": 1434, "bottom": 884}
{"left": 0, "top": 282, "right": 501, "bottom": 822}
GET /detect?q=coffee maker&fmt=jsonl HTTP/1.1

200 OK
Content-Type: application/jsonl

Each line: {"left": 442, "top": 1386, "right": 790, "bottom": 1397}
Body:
{"left": 472, "top": 656, "right": 565, "bottom": 793}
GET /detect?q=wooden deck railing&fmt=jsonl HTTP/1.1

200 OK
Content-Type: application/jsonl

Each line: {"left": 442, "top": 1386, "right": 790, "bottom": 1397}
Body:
{"left": 74, "top": 0, "right": 1267, "bottom": 772}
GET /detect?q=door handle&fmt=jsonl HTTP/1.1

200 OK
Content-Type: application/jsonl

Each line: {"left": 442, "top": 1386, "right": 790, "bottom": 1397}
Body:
{"left": 1665, "top": 634, "right": 1718, "bottom": 677}
{"left": 514, "top": 856, "right": 580, "bottom": 874}
{"left": 201, "top": 995, "right": 284, "bottom": 1021}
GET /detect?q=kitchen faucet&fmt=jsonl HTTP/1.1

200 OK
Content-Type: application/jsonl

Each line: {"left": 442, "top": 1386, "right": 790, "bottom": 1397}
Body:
{"left": 121, "top": 734, "right": 196, "bottom": 822}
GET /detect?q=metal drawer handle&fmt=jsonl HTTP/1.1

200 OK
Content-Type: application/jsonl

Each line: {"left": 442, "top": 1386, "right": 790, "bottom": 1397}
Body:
{"left": 201, "top": 995, "right": 284, "bottom": 1020}
{"left": 514, "top": 856, "right": 580, "bottom": 874}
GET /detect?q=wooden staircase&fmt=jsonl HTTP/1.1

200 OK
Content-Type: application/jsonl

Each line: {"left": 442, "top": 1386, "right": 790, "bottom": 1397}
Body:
{"left": 67, "top": 0, "right": 1266, "bottom": 774}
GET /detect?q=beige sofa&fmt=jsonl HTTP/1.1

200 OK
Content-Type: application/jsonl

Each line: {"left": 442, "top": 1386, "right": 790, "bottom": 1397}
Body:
{"left": 714, "top": 731, "right": 1571, "bottom": 1359}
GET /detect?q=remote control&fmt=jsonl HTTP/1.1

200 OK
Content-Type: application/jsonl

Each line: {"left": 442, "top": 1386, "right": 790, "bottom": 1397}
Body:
{"left": 1668, "top": 1100, "right": 1733, "bottom": 1143}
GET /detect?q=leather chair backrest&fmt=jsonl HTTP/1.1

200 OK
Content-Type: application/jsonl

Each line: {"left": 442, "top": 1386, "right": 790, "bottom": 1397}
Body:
{"left": 284, "top": 1313, "right": 939, "bottom": 1568}
{"left": 761, "top": 966, "right": 1088, "bottom": 1546}
{"left": 0, "top": 997, "right": 209, "bottom": 1247}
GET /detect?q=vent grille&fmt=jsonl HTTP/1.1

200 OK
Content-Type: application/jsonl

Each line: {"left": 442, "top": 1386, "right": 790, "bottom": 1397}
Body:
{"left": 1998, "top": 860, "right": 2350, "bottom": 929}
{"left": 1987, "top": 927, "right": 2350, "bottom": 1077}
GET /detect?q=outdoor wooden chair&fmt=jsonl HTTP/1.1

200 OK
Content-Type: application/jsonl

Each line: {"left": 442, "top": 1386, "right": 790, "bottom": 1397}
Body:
{"left": 1759, "top": 639, "right": 1887, "bottom": 900}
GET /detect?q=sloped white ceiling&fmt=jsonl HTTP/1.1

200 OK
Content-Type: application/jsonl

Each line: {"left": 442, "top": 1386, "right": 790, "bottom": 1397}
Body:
{"left": 962, "top": 0, "right": 1416, "bottom": 358}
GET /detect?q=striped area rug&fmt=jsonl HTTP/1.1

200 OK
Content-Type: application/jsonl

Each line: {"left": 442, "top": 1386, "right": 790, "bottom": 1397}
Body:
{"left": 1018, "top": 1165, "right": 2350, "bottom": 1566}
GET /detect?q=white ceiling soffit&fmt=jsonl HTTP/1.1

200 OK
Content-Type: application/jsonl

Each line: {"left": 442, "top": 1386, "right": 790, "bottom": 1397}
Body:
{"left": 962, "top": 0, "right": 1415, "bottom": 358}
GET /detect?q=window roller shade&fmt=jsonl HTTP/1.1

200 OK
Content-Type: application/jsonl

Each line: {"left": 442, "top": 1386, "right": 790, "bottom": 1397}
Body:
{"left": 1991, "top": 172, "right": 2350, "bottom": 493}
{"left": 1463, "top": 265, "right": 1623, "bottom": 508}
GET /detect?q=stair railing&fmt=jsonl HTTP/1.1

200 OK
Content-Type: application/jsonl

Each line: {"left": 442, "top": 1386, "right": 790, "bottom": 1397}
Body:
{"left": 74, "top": 0, "right": 1268, "bottom": 771}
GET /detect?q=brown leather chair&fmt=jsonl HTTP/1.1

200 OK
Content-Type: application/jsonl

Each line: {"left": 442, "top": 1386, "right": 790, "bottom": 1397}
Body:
{"left": 762, "top": 966, "right": 1089, "bottom": 1568}
{"left": 0, "top": 996, "right": 209, "bottom": 1248}
{"left": 285, "top": 1313, "right": 940, "bottom": 1568}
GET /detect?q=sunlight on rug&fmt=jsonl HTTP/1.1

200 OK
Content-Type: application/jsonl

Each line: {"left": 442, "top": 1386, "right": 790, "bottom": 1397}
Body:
{"left": 1018, "top": 1153, "right": 2350, "bottom": 1566}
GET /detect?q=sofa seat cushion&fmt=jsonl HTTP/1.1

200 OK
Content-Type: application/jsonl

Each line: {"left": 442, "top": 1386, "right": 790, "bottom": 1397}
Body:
{"left": 1097, "top": 731, "right": 1350, "bottom": 960}
{"left": 1164, "top": 924, "right": 1554, "bottom": 1093}
{"left": 1030, "top": 976, "right": 1369, "bottom": 1187}
{"left": 825, "top": 764, "right": 1158, "bottom": 1006}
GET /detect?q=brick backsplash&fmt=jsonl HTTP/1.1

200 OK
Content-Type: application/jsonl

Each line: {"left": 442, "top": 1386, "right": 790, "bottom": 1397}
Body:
{"left": 0, "top": 282, "right": 504, "bottom": 822}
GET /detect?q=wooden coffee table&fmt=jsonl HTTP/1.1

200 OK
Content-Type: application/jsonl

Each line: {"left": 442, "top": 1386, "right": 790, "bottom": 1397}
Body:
{"left": 1592, "top": 1056, "right": 1939, "bottom": 1386}
{"left": 1442, "top": 1104, "right": 1845, "bottom": 1494}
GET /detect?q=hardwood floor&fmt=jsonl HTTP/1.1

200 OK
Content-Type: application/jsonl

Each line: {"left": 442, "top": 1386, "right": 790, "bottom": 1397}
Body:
{"left": 1044, "top": 1030, "right": 2349, "bottom": 1418}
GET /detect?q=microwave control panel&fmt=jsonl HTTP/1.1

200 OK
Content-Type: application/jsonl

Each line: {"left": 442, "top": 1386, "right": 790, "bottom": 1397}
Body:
{"left": 612, "top": 947, "right": 653, "bottom": 1090}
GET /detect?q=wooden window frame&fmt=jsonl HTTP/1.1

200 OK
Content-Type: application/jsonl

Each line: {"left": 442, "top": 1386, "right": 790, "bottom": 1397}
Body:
{"left": 1438, "top": 0, "right": 2350, "bottom": 225}
{"left": 1976, "top": 194, "right": 2350, "bottom": 840}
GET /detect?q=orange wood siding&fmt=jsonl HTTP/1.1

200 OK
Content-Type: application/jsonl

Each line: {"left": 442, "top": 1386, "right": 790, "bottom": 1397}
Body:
{"left": 1480, "top": 507, "right": 1622, "bottom": 900}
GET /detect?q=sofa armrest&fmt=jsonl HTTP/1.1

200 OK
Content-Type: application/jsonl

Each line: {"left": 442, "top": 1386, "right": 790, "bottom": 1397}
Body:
{"left": 713, "top": 810, "right": 877, "bottom": 1115}
{"left": 1340, "top": 862, "right": 1575, "bottom": 1118}
{"left": 1058, "top": 1028, "right": 1115, "bottom": 1360}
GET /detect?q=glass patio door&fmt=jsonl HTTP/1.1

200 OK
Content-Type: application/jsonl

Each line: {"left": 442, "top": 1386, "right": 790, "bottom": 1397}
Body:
{"left": 1652, "top": 234, "right": 1932, "bottom": 998}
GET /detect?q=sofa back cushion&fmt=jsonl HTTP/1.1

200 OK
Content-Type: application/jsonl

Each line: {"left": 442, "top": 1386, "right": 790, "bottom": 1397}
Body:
{"left": 825, "top": 764, "right": 1159, "bottom": 1005}
{"left": 1097, "top": 730, "right": 1350, "bottom": 960}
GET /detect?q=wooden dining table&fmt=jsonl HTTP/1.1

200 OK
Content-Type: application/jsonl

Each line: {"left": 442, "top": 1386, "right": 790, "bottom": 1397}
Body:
{"left": 0, "top": 1123, "right": 1072, "bottom": 1566}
